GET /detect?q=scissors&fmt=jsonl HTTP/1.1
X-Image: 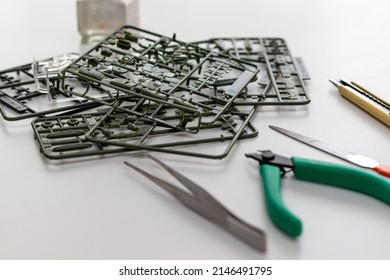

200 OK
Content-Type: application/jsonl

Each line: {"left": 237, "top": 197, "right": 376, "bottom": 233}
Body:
{"left": 245, "top": 150, "right": 390, "bottom": 237}
{"left": 124, "top": 155, "right": 266, "bottom": 252}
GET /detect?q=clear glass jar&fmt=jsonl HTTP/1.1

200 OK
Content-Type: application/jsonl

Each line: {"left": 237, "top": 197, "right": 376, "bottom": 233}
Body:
{"left": 77, "top": 0, "right": 139, "bottom": 45}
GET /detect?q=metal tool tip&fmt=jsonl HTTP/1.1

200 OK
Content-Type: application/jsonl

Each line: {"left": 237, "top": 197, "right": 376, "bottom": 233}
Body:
{"left": 329, "top": 79, "right": 340, "bottom": 88}
{"left": 268, "top": 125, "right": 283, "bottom": 132}
{"left": 245, "top": 151, "right": 263, "bottom": 160}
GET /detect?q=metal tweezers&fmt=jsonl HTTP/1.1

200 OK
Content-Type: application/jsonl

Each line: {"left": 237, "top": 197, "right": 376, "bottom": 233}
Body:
{"left": 124, "top": 155, "right": 266, "bottom": 252}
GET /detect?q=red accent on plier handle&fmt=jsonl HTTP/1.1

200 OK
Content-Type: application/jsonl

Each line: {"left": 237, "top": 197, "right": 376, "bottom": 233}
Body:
{"left": 373, "top": 164, "right": 390, "bottom": 178}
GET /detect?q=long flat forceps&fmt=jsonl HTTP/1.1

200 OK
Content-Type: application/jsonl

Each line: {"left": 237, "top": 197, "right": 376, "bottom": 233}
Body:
{"left": 124, "top": 155, "right": 266, "bottom": 252}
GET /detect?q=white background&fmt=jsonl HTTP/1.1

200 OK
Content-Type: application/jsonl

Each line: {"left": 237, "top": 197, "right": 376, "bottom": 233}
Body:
{"left": 0, "top": 0, "right": 389, "bottom": 260}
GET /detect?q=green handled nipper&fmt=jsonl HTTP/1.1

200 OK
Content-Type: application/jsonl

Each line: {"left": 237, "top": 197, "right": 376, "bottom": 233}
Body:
{"left": 245, "top": 150, "right": 390, "bottom": 238}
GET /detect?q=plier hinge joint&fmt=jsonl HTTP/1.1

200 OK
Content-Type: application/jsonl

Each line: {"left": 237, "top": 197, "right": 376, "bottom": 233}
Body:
{"left": 245, "top": 150, "right": 293, "bottom": 176}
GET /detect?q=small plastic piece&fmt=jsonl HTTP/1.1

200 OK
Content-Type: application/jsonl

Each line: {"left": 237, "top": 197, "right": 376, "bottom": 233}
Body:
{"left": 0, "top": 54, "right": 110, "bottom": 121}
{"left": 193, "top": 37, "right": 311, "bottom": 106}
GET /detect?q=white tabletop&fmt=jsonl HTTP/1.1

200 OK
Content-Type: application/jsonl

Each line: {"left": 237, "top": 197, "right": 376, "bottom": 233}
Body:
{"left": 0, "top": 0, "right": 389, "bottom": 259}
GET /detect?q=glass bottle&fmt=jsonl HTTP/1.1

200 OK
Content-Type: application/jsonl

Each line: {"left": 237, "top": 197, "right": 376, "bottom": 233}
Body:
{"left": 77, "top": 0, "right": 139, "bottom": 45}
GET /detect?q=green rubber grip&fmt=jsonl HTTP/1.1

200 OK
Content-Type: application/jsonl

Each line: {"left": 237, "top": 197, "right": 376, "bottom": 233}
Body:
{"left": 292, "top": 157, "right": 390, "bottom": 205}
{"left": 260, "top": 164, "right": 302, "bottom": 237}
